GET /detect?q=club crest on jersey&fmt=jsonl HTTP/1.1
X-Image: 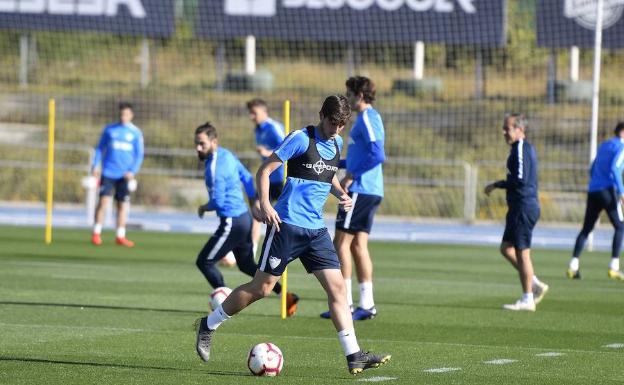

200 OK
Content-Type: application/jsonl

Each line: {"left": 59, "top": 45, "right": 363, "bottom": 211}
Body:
{"left": 303, "top": 159, "right": 338, "bottom": 175}
{"left": 269, "top": 256, "right": 280, "bottom": 269}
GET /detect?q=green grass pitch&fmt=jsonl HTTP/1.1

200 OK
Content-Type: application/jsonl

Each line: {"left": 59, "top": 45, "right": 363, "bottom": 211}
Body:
{"left": 1, "top": 225, "right": 623, "bottom": 384}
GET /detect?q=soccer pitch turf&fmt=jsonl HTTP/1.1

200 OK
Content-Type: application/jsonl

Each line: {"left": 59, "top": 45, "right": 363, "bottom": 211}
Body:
{"left": 1, "top": 226, "right": 623, "bottom": 384}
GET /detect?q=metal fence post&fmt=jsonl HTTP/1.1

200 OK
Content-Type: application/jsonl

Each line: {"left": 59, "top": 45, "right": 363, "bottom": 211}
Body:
{"left": 463, "top": 163, "right": 478, "bottom": 223}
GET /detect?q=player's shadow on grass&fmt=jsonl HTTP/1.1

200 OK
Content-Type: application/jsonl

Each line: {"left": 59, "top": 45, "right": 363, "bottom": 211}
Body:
{"left": 0, "top": 356, "right": 247, "bottom": 377}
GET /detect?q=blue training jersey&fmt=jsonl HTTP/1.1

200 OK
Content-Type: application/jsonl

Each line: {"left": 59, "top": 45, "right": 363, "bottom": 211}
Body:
{"left": 588, "top": 137, "right": 624, "bottom": 195}
{"left": 204, "top": 147, "right": 256, "bottom": 218}
{"left": 274, "top": 127, "right": 343, "bottom": 229}
{"left": 495, "top": 139, "right": 539, "bottom": 208}
{"left": 92, "top": 122, "right": 144, "bottom": 179}
{"left": 255, "top": 118, "right": 286, "bottom": 184}
{"left": 346, "top": 107, "right": 386, "bottom": 197}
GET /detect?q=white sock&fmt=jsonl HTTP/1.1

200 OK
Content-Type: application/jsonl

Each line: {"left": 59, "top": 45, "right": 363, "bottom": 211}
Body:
{"left": 610, "top": 258, "right": 620, "bottom": 271}
{"left": 522, "top": 292, "right": 534, "bottom": 303}
{"left": 569, "top": 257, "right": 579, "bottom": 271}
{"left": 93, "top": 223, "right": 102, "bottom": 235}
{"left": 359, "top": 281, "right": 374, "bottom": 310}
{"left": 532, "top": 275, "right": 542, "bottom": 286}
{"left": 345, "top": 278, "right": 353, "bottom": 309}
{"left": 253, "top": 242, "right": 258, "bottom": 258}
{"left": 337, "top": 329, "right": 360, "bottom": 356}
{"left": 116, "top": 227, "right": 126, "bottom": 238}
{"left": 206, "top": 305, "right": 231, "bottom": 330}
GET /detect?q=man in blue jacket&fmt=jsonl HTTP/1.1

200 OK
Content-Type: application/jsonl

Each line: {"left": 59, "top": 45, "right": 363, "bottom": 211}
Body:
{"left": 567, "top": 122, "right": 624, "bottom": 280}
{"left": 321, "top": 77, "right": 385, "bottom": 321}
{"left": 485, "top": 114, "right": 549, "bottom": 311}
{"left": 194, "top": 122, "right": 297, "bottom": 314}
{"left": 91, "top": 102, "right": 144, "bottom": 247}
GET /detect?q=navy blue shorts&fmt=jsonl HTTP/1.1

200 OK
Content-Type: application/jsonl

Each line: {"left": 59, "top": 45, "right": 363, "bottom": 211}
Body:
{"left": 258, "top": 222, "right": 340, "bottom": 276}
{"left": 335, "top": 192, "right": 382, "bottom": 234}
{"left": 198, "top": 212, "right": 254, "bottom": 263}
{"left": 502, "top": 205, "right": 540, "bottom": 250}
{"left": 99, "top": 177, "right": 130, "bottom": 202}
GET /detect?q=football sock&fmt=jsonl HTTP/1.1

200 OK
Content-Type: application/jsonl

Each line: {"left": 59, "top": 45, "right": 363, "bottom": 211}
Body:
{"left": 116, "top": 227, "right": 126, "bottom": 238}
{"left": 569, "top": 257, "right": 579, "bottom": 271}
{"left": 344, "top": 278, "right": 353, "bottom": 309}
{"left": 359, "top": 281, "right": 374, "bottom": 310}
{"left": 522, "top": 292, "right": 534, "bottom": 303}
{"left": 609, "top": 257, "right": 620, "bottom": 271}
{"left": 93, "top": 223, "right": 102, "bottom": 235}
{"left": 207, "top": 305, "right": 231, "bottom": 330}
{"left": 337, "top": 328, "right": 360, "bottom": 356}
{"left": 532, "top": 275, "right": 542, "bottom": 286}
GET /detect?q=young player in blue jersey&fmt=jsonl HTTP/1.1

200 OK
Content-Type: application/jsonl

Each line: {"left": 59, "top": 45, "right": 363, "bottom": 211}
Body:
{"left": 567, "top": 122, "right": 624, "bottom": 280}
{"left": 320, "top": 77, "right": 385, "bottom": 321}
{"left": 485, "top": 114, "right": 549, "bottom": 312}
{"left": 247, "top": 98, "right": 286, "bottom": 200}
{"left": 91, "top": 102, "right": 144, "bottom": 247}
{"left": 194, "top": 122, "right": 298, "bottom": 314}
{"left": 195, "top": 95, "right": 391, "bottom": 375}
{"left": 246, "top": 99, "right": 287, "bottom": 264}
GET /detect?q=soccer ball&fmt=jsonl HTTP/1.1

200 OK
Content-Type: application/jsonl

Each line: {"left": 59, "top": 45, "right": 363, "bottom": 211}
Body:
{"left": 209, "top": 286, "right": 232, "bottom": 311}
{"left": 247, "top": 342, "right": 284, "bottom": 376}
{"left": 219, "top": 252, "right": 237, "bottom": 267}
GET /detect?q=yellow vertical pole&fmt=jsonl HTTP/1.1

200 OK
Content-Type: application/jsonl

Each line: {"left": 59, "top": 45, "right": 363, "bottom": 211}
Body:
{"left": 281, "top": 100, "right": 290, "bottom": 320}
{"left": 45, "top": 98, "right": 56, "bottom": 244}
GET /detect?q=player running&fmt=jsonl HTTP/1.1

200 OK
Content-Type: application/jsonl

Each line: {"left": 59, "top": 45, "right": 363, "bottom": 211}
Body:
{"left": 567, "top": 122, "right": 624, "bottom": 280}
{"left": 321, "top": 77, "right": 385, "bottom": 321}
{"left": 195, "top": 95, "right": 391, "bottom": 375}
{"left": 194, "top": 122, "right": 298, "bottom": 316}
{"left": 484, "top": 114, "right": 549, "bottom": 312}
{"left": 90, "top": 102, "right": 144, "bottom": 247}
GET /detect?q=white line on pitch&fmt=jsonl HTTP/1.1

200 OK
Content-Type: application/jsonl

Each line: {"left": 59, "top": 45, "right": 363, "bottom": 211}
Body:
{"left": 603, "top": 343, "right": 624, "bottom": 349}
{"left": 357, "top": 376, "right": 398, "bottom": 382}
{"left": 535, "top": 352, "right": 565, "bottom": 357}
{"left": 423, "top": 367, "right": 461, "bottom": 373}
{"left": 483, "top": 359, "right": 517, "bottom": 365}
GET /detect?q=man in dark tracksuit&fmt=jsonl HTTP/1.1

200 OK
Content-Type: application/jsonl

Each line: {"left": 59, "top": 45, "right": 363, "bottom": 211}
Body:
{"left": 485, "top": 114, "right": 549, "bottom": 312}
{"left": 567, "top": 122, "right": 624, "bottom": 280}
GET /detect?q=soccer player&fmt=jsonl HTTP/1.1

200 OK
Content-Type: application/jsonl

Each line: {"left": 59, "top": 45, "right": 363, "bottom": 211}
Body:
{"left": 567, "top": 122, "right": 624, "bottom": 280}
{"left": 248, "top": 98, "right": 286, "bottom": 201}
{"left": 91, "top": 102, "right": 144, "bottom": 247}
{"left": 195, "top": 95, "right": 391, "bottom": 375}
{"left": 320, "top": 77, "right": 385, "bottom": 321}
{"left": 194, "top": 122, "right": 298, "bottom": 315}
{"left": 484, "top": 114, "right": 549, "bottom": 312}
{"left": 246, "top": 98, "right": 286, "bottom": 257}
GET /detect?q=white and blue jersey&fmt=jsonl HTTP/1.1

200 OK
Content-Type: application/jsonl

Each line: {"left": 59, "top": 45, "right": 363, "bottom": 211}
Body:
{"left": 92, "top": 122, "right": 144, "bottom": 179}
{"left": 204, "top": 147, "right": 255, "bottom": 218}
{"left": 588, "top": 137, "right": 624, "bottom": 194}
{"left": 255, "top": 118, "right": 286, "bottom": 184}
{"left": 346, "top": 107, "right": 385, "bottom": 197}
{"left": 274, "top": 127, "right": 343, "bottom": 229}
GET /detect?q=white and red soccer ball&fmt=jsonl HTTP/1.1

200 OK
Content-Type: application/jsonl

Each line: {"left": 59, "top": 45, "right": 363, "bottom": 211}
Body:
{"left": 247, "top": 342, "right": 284, "bottom": 376}
{"left": 209, "top": 286, "right": 232, "bottom": 311}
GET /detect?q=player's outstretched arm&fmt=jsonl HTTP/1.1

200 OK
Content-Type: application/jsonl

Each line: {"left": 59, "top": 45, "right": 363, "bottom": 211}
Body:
{"left": 255, "top": 153, "right": 284, "bottom": 230}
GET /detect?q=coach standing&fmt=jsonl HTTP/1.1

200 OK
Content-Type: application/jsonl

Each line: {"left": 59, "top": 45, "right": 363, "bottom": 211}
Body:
{"left": 91, "top": 102, "right": 144, "bottom": 247}
{"left": 484, "top": 114, "right": 549, "bottom": 311}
